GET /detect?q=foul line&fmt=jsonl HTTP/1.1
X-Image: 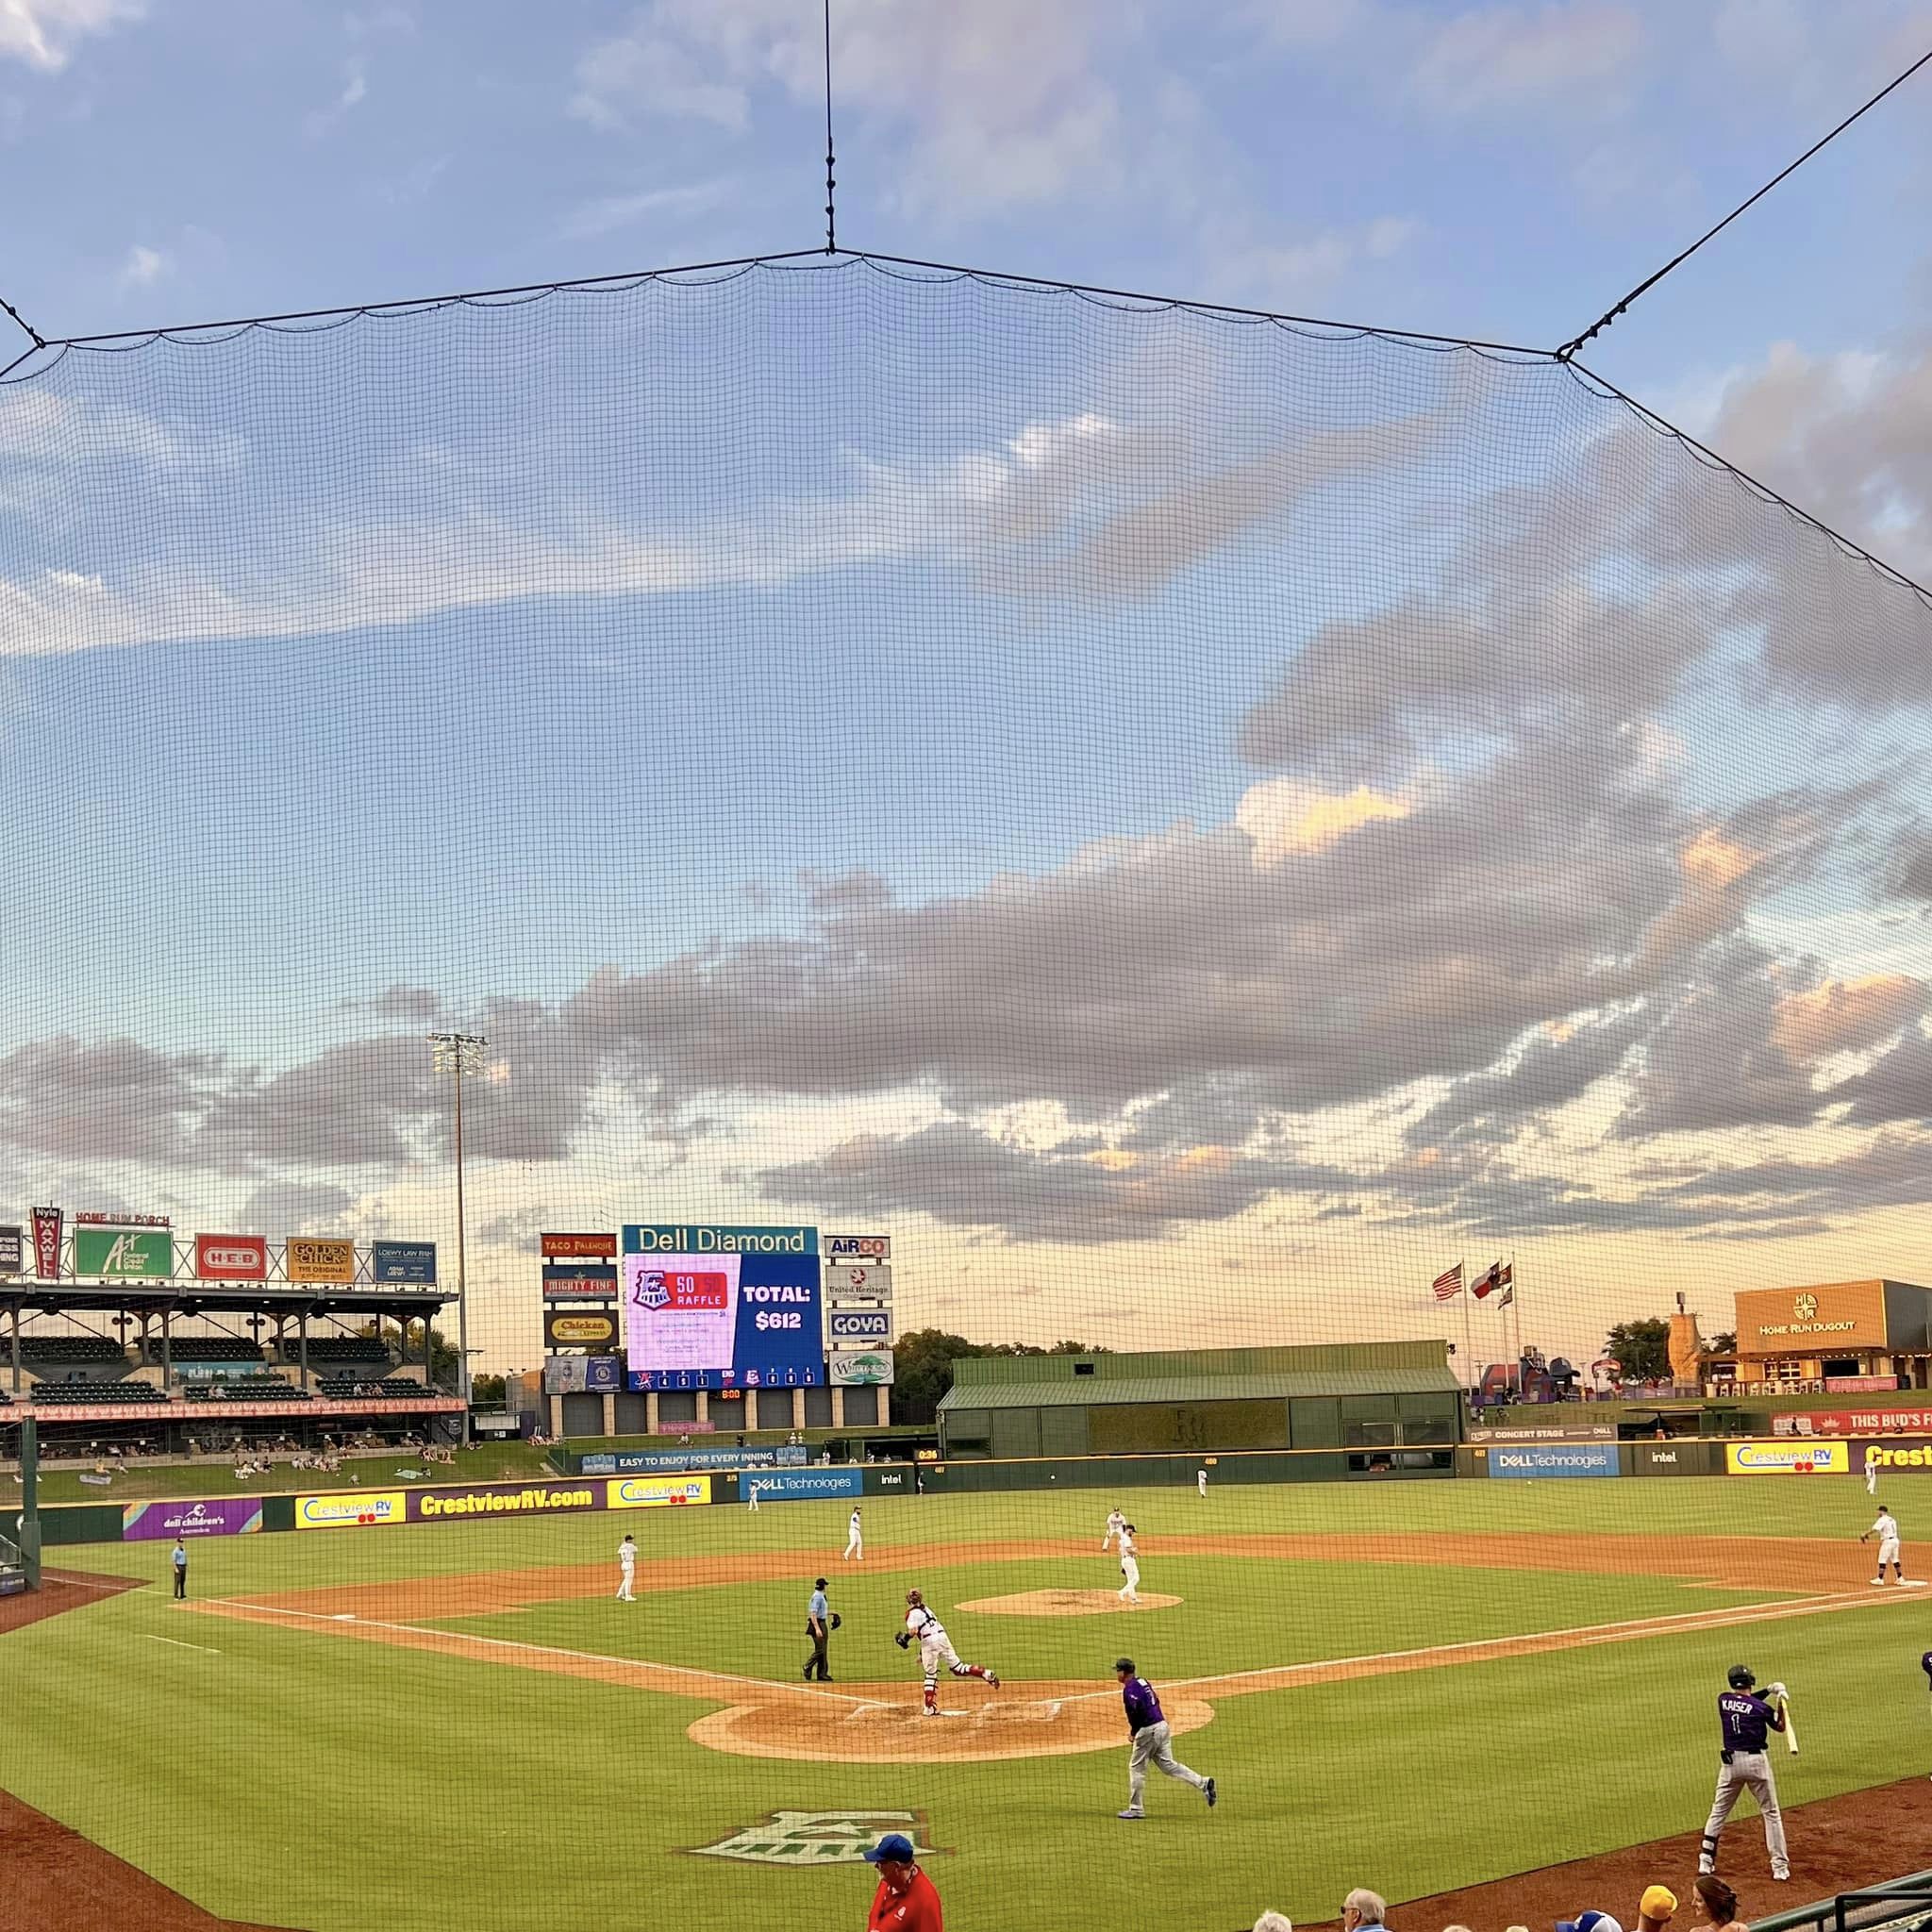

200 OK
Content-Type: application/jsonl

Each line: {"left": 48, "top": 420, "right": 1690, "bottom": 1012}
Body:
{"left": 198, "top": 1583, "right": 1911, "bottom": 1715}
{"left": 195, "top": 1597, "right": 874, "bottom": 1706}
{"left": 145, "top": 1633, "right": 222, "bottom": 1653}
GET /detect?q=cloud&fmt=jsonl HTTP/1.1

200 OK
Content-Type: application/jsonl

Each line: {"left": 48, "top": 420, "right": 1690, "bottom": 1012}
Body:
{"left": 0, "top": 0, "right": 143, "bottom": 73}
{"left": 1216, "top": 215, "right": 1422, "bottom": 307}
{"left": 760, "top": 1119, "right": 1358, "bottom": 1242}
{"left": 1407, "top": 2, "right": 1643, "bottom": 116}
{"left": 1236, "top": 778, "right": 1412, "bottom": 864}
{"left": 558, "top": 179, "right": 735, "bottom": 240}
{"left": 1255, "top": 0, "right": 1644, "bottom": 121}
{"left": 239, "top": 1180, "right": 357, "bottom": 1235}
{"left": 117, "top": 244, "right": 169, "bottom": 291}
{"left": 570, "top": 0, "right": 1127, "bottom": 209}
{"left": 1771, "top": 974, "right": 1927, "bottom": 1062}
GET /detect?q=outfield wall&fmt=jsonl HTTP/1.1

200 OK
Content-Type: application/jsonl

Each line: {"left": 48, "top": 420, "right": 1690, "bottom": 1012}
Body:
{"left": 29, "top": 1434, "right": 1922, "bottom": 1543}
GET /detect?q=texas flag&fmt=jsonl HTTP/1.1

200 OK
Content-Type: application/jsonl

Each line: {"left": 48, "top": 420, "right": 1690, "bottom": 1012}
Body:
{"left": 1472, "top": 1262, "right": 1504, "bottom": 1299}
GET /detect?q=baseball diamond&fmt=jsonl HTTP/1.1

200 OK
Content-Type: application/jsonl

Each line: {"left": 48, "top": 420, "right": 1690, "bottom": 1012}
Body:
{"left": 6, "top": 1475, "right": 1932, "bottom": 1932}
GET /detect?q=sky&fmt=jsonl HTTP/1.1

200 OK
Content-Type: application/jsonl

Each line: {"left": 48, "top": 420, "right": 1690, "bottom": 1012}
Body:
{"left": 4, "top": 0, "right": 1932, "bottom": 1376}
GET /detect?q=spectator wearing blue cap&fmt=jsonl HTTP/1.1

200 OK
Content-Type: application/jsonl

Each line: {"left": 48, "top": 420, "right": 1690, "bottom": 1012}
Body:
{"left": 863, "top": 1831, "right": 941, "bottom": 1931}
{"left": 1557, "top": 1910, "right": 1624, "bottom": 1932}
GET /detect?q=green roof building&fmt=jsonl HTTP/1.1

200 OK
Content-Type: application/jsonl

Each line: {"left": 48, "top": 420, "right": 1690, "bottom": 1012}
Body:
{"left": 936, "top": 1340, "right": 1460, "bottom": 1465}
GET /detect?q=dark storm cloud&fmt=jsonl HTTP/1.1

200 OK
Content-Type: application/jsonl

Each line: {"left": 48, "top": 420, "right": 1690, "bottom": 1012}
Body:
{"left": 0, "top": 1036, "right": 222, "bottom": 1165}
{"left": 1665, "top": 1132, "right": 1932, "bottom": 1218}
{"left": 1826, "top": 1028, "right": 1932, "bottom": 1128}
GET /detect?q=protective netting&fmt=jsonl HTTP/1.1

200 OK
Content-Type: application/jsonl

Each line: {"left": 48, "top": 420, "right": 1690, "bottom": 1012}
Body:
{"left": 4, "top": 257, "right": 1932, "bottom": 1932}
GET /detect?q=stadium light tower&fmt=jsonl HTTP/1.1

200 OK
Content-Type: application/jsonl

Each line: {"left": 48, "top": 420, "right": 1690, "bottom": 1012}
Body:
{"left": 428, "top": 1030, "right": 488, "bottom": 1448}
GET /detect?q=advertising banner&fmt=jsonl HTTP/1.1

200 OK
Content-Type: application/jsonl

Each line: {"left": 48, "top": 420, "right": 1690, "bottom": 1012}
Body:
{"left": 740, "top": 1468, "right": 865, "bottom": 1503}
{"left": 287, "top": 1237, "right": 357, "bottom": 1285}
{"left": 1771, "top": 1407, "right": 1932, "bottom": 1438}
{"left": 371, "top": 1241, "right": 437, "bottom": 1285}
{"left": 544, "top": 1355, "right": 622, "bottom": 1394}
{"left": 410, "top": 1482, "right": 601, "bottom": 1522}
{"left": 31, "top": 1207, "right": 61, "bottom": 1279}
{"left": 294, "top": 1491, "right": 407, "bottom": 1529}
{"left": 607, "top": 1475, "right": 712, "bottom": 1509}
{"left": 826, "top": 1308, "right": 893, "bottom": 1345}
{"left": 824, "top": 1264, "right": 892, "bottom": 1302}
{"left": 544, "top": 1309, "right": 621, "bottom": 1351}
{"left": 828, "top": 1350, "right": 895, "bottom": 1387}
{"left": 1467, "top": 1424, "right": 1616, "bottom": 1443}
{"left": 1856, "top": 1440, "right": 1932, "bottom": 1474}
{"left": 1725, "top": 1441, "right": 1849, "bottom": 1475}
{"left": 123, "top": 1497, "right": 263, "bottom": 1541}
{"left": 0, "top": 1225, "right": 20, "bottom": 1274}
{"left": 542, "top": 1232, "right": 617, "bottom": 1259}
{"left": 196, "top": 1233, "right": 268, "bottom": 1281}
{"left": 585, "top": 1354, "right": 621, "bottom": 1392}
{"left": 582, "top": 1446, "right": 807, "bottom": 1474}
{"left": 625, "top": 1224, "right": 817, "bottom": 1257}
{"left": 623, "top": 1243, "right": 824, "bottom": 1391}
{"left": 1487, "top": 1443, "right": 1620, "bottom": 1479}
{"left": 1736, "top": 1282, "right": 1889, "bottom": 1353}
{"left": 25, "top": 1395, "right": 458, "bottom": 1424}
{"left": 824, "top": 1234, "right": 891, "bottom": 1261}
{"left": 543, "top": 1263, "right": 619, "bottom": 1299}
{"left": 74, "top": 1225, "right": 172, "bottom": 1281}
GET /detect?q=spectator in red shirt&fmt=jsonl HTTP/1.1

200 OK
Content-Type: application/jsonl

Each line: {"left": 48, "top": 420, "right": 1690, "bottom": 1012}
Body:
{"left": 863, "top": 1833, "right": 941, "bottom": 1931}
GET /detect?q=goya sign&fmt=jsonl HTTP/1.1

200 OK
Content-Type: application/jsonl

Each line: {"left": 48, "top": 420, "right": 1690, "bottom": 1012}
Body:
{"left": 74, "top": 1226, "right": 173, "bottom": 1280}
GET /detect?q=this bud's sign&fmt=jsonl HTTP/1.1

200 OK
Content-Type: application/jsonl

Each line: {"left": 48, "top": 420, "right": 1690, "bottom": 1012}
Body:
{"left": 196, "top": 1234, "right": 268, "bottom": 1281}
{"left": 31, "top": 1208, "right": 61, "bottom": 1279}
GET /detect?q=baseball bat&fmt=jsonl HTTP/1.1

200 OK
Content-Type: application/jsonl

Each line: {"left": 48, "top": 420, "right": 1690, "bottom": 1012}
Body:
{"left": 1781, "top": 1692, "right": 1799, "bottom": 1756}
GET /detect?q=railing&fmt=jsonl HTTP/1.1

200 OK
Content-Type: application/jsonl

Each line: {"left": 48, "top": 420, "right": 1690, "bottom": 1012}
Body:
{"left": 1757, "top": 1870, "right": 1932, "bottom": 1932}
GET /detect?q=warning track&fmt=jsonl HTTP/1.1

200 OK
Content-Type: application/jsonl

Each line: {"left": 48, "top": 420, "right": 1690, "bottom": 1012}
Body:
{"left": 189, "top": 1531, "right": 1908, "bottom": 1764}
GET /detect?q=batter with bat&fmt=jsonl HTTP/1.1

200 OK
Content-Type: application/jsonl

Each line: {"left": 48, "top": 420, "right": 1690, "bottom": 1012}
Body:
{"left": 1699, "top": 1664, "right": 1791, "bottom": 1884}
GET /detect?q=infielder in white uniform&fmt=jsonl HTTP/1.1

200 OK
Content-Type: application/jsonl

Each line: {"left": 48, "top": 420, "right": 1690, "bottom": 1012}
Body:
{"left": 1104, "top": 1507, "right": 1125, "bottom": 1551}
{"left": 616, "top": 1532, "right": 637, "bottom": 1603}
{"left": 897, "top": 1589, "right": 999, "bottom": 1716}
{"left": 1118, "top": 1524, "right": 1142, "bottom": 1605}
{"left": 843, "top": 1507, "right": 864, "bottom": 1562}
{"left": 1864, "top": 1505, "right": 1906, "bottom": 1585}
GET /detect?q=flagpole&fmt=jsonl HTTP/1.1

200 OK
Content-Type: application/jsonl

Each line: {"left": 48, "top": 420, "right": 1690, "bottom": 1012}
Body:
{"left": 1459, "top": 1257, "right": 1473, "bottom": 1396}
{"left": 1511, "top": 1251, "right": 1522, "bottom": 1397}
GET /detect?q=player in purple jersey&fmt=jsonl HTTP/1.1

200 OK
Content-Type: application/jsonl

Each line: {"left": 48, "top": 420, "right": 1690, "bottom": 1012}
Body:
{"left": 1114, "top": 1658, "right": 1215, "bottom": 1820}
{"left": 1700, "top": 1664, "right": 1790, "bottom": 1882}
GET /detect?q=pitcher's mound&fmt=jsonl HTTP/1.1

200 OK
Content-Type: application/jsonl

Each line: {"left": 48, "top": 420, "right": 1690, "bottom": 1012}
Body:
{"left": 956, "top": 1589, "right": 1183, "bottom": 1617}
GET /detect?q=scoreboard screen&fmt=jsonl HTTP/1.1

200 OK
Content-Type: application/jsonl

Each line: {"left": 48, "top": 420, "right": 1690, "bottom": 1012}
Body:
{"left": 623, "top": 1250, "right": 824, "bottom": 1391}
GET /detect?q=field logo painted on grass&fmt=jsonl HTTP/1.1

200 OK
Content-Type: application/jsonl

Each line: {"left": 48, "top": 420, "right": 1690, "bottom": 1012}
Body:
{"left": 1726, "top": 1441, "right": 1850, "bottom": 1475}
{"left": 689, "top": 1810, "right": 939, "bottom": 1866}
{"left": 294, "top": 1491, "right": 407, "bottom": 1529}
{"left": 608, "top": 1476, "right": 711, "bottom": 1508}
{"left": 123, "top": 1497, "right": 263, "bottom": 1541}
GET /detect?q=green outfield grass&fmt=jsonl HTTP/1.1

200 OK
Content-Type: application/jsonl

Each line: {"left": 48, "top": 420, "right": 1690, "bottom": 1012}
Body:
{"left": 4, "top": 1473, "right": 1927, "bottom": 1932}
{"left": 25, "top": 1441, "right": 558, "bottom": 1503}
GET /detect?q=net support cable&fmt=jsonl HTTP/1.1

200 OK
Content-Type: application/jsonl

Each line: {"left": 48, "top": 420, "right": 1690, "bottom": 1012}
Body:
{"left": 0, "top": 244, "right": 1924, "bottom": 612}
{"left": 1556, "top": 40, "right": 1932, "bottom": 361}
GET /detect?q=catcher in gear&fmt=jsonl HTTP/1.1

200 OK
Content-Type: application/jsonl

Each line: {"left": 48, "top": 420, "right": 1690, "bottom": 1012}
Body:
{"left": 901, "top": 1588, "right": 1000, "bottom": 1716}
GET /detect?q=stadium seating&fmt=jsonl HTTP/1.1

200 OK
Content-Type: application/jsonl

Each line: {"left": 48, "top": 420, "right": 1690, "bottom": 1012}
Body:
{"left": 159, "top": 1336, "right": 263, "bottom": 1362}
{"left": 184, "top": 1377, "right": 310, "bottom": 1403}
{"left": 20, "top": 1336, "right": 128, "bottom": 1365}
{"left": 313, "top": 1376, "right": 438, "bottom": 1400}
{"left": 30, "top": 1380, "right": 164, "bottom": 1405}
{"left": 297, "top": 1337, "right": 391, "bottom": 1364}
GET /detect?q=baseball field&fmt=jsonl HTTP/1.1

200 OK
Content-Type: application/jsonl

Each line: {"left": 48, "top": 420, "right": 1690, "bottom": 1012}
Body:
{"left": 5, "top": 1472, "right": 1930, "bottom": 1932}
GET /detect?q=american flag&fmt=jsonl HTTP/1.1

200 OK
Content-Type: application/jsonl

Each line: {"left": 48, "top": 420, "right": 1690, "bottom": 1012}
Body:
{"left": 1432, "top": 1263, "right": 1463, "bottom": 1301}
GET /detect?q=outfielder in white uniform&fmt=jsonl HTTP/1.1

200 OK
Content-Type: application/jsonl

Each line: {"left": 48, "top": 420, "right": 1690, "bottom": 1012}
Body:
{"left": 1104, "top": 1507, "right": 1125, "bottom": 1551}
{"left": 745, "top": 1478, "right": 760, "bottom": 1511}
{"left": 1118, "top": 1525, "right": 1142, "bottom": 1605}
{"left": 1196, "top": 1467, "right": 1208, "bottom": 1499}
{"left": 1865, "top": 1506, "right": 1906, "bottom": 1585}
{"left": 616, "top": 1533, "right": 636, "bottom": 1603}
{"left": 843, "top": 1507, "right": 864, "bottom": 1562}
{"left": 898, "top": 1590, "right": 999, "bottom": 1716}
{"left": 1868, "top": 1460, "right": 1879, "bottom": 1497}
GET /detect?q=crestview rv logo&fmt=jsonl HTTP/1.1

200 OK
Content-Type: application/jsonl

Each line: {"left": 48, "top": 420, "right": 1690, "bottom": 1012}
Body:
{"left": 690, "top": 1812, "right": 940, "bottom": 1867}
